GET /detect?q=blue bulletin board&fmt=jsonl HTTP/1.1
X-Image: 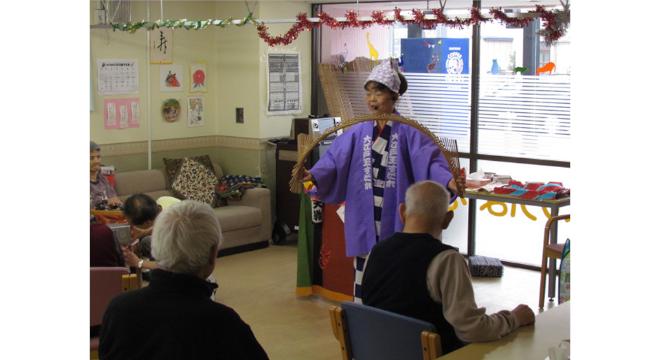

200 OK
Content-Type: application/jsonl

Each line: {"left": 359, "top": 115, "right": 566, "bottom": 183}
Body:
{"left": 400, "top": 38, "right": 470, "bottom": 74}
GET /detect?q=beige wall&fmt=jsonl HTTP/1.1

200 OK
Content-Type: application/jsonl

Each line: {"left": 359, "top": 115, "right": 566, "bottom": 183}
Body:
{"left": 91, "top": 1, "right": 312, "bottom": 179}
{"left": 91, "top": 1, "right": 220, "bottom": 144}
{"left": 258, "top": 1, "right": 312, "bottom": 139}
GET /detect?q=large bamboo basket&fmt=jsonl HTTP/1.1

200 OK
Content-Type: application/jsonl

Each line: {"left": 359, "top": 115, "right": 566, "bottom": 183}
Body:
{"left": 289, "top": 113, "right": 465, "bottom": 197}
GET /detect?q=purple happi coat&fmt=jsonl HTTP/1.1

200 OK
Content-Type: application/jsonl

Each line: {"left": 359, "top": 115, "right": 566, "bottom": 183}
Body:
{"left": 310, "top": 119, "right": 455, "bottom": 257}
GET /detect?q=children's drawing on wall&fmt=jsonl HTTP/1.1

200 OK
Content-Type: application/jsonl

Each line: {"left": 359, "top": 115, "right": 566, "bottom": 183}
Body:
{"left": 187, "top": 96, "right": 204, "bottom": 127}
{"left": 161, "top": 98, "right": 181, "bottom": 123}
{"left": 150, "top": 28, "right": 173, "bottom": 64}
{"left": 104, "top": 98, "right": 140, "bottom": 129}
{"left": 190, "top": 63, "right": 207, "bottom": 92}
{"left": 160, "top": 65, "right": 184, "bottom": 92}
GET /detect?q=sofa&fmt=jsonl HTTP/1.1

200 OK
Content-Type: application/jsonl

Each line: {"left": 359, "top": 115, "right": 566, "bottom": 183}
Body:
{"left": 113, "top": 163, "right": 271, "bottom": 255}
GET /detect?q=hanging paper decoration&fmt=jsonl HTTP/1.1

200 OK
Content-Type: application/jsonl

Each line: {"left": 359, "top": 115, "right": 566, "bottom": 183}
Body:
{"left": 150, "top": 28, "right": 173, "bottom": 64}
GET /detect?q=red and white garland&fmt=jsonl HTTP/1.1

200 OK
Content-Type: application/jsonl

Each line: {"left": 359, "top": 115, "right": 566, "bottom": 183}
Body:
{"left": 257, "top": 5, "right": 570, "bottom": 47}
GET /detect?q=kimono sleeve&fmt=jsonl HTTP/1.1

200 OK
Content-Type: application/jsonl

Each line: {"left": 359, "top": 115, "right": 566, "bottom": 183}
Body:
{"left": 407, "top": 128, "right": 457, "bottom": 201}
{"left": 309, "top": 131, "right": 356, "bottom": 204}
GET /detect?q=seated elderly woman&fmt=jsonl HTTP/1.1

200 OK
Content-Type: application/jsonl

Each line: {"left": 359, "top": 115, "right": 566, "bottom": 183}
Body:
{"left": 121, "top": 193, "right": 161, "bottom": 270}
{"left": 90, "top": 141, "right": 122, "bottom": 210}
{"left": 99, "top": 200, "right": 269, "bottom": 360}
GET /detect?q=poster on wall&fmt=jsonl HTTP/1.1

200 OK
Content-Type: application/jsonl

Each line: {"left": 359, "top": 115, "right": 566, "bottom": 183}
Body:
{"left": 97, "top": 59, "right": 139, "bottom": 95}
{"left": 104, "top": 98, "right": 140, "bottom": 129}
{"left": 161, "top": 98, "right": 182, "bottom": 123}
{"left": 189, "top": 63, "right": 207, "bottom": 92}
{"left": 267, "top": 53, "right": 302, "bottom": 114}
{"left": 187, "top": 96, "right": 204, "bottom": 127}
{"left": 400, "top": 38, "right": 470, "bottom": 74}
{"left": 150, "top": 28, "right": 173, "bottom": 64}
{"left": 159, "top": 65, "right": 184, "bottom": 92}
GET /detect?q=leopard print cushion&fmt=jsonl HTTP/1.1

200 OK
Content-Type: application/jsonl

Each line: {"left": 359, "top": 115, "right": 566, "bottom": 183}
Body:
{"left": 165, "top": 156, "right": 219, "bottom": 206}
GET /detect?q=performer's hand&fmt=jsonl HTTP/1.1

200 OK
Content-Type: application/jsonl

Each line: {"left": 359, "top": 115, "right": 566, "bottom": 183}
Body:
{"left": 448, "top": 179, "right": 458, "bottom": 194}
{"left": 301, "top": 168, "right": 315, "bottom": 184}
{"left": 448, "top": 172, "right": 466, "bottom": 195}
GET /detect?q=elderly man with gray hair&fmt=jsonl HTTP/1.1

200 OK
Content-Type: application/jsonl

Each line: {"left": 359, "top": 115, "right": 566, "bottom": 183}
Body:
{"left": 361, "top": 181, "right": 535, "bottom": 355}
{"left": 99, "top": 200, "right": 269, "bottom": 360}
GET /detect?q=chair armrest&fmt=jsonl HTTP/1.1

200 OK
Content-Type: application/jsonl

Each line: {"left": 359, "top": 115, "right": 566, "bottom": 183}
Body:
{"left": 227, "top": 187, "right": 272, "bottom": 241}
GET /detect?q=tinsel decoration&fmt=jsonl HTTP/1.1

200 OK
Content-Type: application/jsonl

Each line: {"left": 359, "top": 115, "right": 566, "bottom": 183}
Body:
{"left": 469, "top": 7, "right": 490, "bottom": 25}
{"left": 536, "top": 1, "right": 570, "bottom": 45}
{"left": 489, "top": 8, "right": 534, "bottom": 28}
{"left": 111, "top": 4, "right": 570, "bottom": 47}
{"left": 371, "top": 10, "right": 394, "bottom": 26}
{"left": 257, "top": 13, "right": 315, "bottom": 46}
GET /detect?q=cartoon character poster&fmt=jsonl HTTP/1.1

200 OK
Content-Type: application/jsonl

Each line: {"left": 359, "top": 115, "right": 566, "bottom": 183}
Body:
{"left": 187, "top": 96, "right": 204, "bottom": 127}
{"left": 159, "top": 65, "right": 184, "bottom": 92}
{"left": 189, "top": 63, "right": 207, "bottom": 92}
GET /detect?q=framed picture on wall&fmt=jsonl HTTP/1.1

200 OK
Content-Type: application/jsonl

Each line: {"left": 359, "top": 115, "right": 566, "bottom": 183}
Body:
{"left": 159, "top": 65, "right": 184, "bottom": 92}
{"left": 190, "top": 63, "right": 207, "bottom": 92}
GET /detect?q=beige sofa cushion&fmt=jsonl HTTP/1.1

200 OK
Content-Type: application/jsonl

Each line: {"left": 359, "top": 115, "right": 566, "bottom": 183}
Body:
{"left": 213, "top": 206, "right": 262, "bottom": 232}
{"left": 114, "top": 170, "right": 169, "bottom": 197}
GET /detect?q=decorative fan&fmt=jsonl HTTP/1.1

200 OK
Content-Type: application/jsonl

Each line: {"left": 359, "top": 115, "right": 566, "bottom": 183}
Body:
{"left": 289, "top": 113, "right": 465, "bottom": 197}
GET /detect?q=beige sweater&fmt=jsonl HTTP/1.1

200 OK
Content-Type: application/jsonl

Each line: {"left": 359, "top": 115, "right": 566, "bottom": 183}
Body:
{"left": 426, "top": 251, "right": 520, "bottom": 343}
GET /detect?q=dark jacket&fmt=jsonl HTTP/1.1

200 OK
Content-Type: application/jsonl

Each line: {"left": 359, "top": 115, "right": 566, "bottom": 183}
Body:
{"left": 90, "top": 224, "right": 124, "bottom": 267}
{"left": 99, "top": 269, "right": 269, "bottom": 360}
{"left": 362, "top": 232, "right": 465, "bottom": 353}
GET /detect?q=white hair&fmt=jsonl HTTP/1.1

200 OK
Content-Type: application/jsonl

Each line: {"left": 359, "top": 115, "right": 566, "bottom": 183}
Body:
{"left": 151, "top": 200, "right": 223, "bottom": 274}
{"left": 404, "top": 180, "right": 450, "bottom": 221}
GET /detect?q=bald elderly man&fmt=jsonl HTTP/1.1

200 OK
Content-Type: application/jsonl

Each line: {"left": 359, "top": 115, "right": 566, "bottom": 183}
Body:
{"left": 361, "top": 180, "right": 535, "bottom": 354}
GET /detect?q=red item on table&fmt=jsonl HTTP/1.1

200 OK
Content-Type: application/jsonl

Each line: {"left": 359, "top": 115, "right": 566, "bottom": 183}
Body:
{"left": 525, "top": 182, "right": 544, "bottom": 190}
{"left": 494, "top": 187, "right": 516, "bottom": 195}
{"left": 509, "top": 180, "right": 524, "bottom": 187}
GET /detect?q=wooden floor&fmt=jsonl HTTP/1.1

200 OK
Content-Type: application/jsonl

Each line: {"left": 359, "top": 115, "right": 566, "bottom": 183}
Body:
{"left": 212, "top": 242, "right": 557, "bottom": 360}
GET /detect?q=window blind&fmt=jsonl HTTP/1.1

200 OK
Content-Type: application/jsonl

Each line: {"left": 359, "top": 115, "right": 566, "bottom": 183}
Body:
{"left": 478, "top": 74, "right": 571, "bottom": 161}
{"left": 335, "top": 72, "right": 472, "bottom": 153}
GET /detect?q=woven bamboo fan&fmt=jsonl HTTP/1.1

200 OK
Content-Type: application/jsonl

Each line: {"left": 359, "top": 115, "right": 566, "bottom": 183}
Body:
{"left": 289, "top": 113, "right": 465, "bottom": 197}
{"left": 318, "top": 56, "right": 379, "bottom": 121}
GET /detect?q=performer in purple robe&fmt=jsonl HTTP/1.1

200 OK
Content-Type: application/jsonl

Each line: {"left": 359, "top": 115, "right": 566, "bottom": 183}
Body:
{"left": 304, "top": 59, "right": 461, "bottom": 302}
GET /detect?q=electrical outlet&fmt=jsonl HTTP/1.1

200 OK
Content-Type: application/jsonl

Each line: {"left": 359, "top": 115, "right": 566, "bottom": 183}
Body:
{"left": 236, "top": 108, "right": 244, "bottom": 123}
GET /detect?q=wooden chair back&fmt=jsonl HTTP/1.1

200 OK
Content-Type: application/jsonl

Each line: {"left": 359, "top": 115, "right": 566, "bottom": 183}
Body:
{"left": 329, "top": 303, "right": 441, "bottom": 360}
